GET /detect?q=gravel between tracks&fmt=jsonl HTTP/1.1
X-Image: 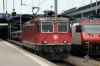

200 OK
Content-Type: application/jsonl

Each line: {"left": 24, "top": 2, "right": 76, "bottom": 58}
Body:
{"left": 64, "top": 55, "right": 98, "bottom": 66}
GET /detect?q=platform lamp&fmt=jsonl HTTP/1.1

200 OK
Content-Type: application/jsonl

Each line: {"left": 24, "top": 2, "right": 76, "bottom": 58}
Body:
{"left": 12, "top": 0, "right": 16, "bottom": 16}
{"left": 3, "top": 0, "right": 5, "bottom": 13}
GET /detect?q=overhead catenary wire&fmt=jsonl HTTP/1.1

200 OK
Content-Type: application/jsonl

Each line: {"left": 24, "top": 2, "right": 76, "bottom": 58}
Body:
{"left": 39, "top": 6, "right": 51, "bottom": 14}
{"left": 17, "top": 0, "right": 27, "bottom": 12}
{"left": 37, "top": 0, "right": 46, "bottom": 6}
{"left": 26, "top": 0, "right": 46, "bottom": 14}
{"left": 39, "top": 0, "right": 62, "bottom": 14}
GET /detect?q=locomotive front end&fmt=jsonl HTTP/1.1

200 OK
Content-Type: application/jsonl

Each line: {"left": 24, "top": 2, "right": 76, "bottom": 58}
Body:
{"left": 81, "top": 23, "right": 100, "bottom": 55}
{"left": 36, "top": 17, "right": 71, "bottom": 60}
{"left": 71, "top": 18, "right": 100, "bottom": 55}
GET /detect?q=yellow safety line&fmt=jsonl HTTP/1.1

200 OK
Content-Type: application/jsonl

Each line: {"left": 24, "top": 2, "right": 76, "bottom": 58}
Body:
{"left": 89, "top": 57, "right": 100, "bottom": 66}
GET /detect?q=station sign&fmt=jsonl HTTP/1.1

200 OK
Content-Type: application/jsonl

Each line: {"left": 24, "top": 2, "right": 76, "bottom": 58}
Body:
{"left": 0, "top": 14, "right": 10, "bottom": 19}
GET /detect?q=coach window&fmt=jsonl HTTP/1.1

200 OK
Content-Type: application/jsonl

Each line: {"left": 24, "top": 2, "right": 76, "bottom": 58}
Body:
{"left": 76, "top": 26, "right": 82, "bottom": 32}
{"left": 42, "top": 22, "right": 53, "bottom": 32}
{"left": 37, "top": 22, "right": 41, "bottom": 32}
{"left": 58, "top": 22, "right": 68, "bottom": 32}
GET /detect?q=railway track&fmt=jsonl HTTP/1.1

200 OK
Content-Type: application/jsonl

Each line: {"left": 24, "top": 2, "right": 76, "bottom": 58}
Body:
{"left": 51, "top": 60, "right": 76, "bottom": 66}
{"left": 88, "top": 55, "right": 100, "bottom": 61}
{"left": 89, "top": 57, "right": 100, "bottom": 66}
{"left": 93, "top": 58, "right": 100, "bottom": 61}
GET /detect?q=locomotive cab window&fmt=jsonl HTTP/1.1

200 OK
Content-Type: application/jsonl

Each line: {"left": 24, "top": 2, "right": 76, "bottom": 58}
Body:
{"left": 57, "top": 22, "right": 68, "bottom": 32}
{"left": 42, "top": 22, "right": 53, "bottom": 32}
{"left": 76, "top": 26, "right": 82, "bottom": 32}
{"left": 83, "top": 25, "right": 100, "bottom": 33}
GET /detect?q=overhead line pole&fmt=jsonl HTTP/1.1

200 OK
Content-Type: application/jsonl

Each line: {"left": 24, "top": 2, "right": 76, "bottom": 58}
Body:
{"left": 13, "top": 0, "right": 15, "bottom": 12}
{"left": 21, "top": 0, "right": 22, "bottom": 6}
{"left": 54, "top": 0, "right": 57, "bottom": 17}
{"left": 3, "top": 0, "right": 5, "bottom": 13}
{"left": 6, "top": 0, "right": 7, "bottom": 13}
{"left": 90, "top": 0, "right": 92, "bottom": 7}
{"left": 90, "top": 0, "right": 92, "bottom": 16}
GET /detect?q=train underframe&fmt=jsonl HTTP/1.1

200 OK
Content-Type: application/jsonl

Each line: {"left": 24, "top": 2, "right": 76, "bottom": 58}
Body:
{"left": 22, "top": 42, "right": 71, "bottom": 60}
{"left": 72, "top": 44, "right": 100, "bottom": 55}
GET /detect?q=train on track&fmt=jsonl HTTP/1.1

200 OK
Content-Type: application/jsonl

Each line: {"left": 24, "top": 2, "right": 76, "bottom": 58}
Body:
{"left": 11, "top": 10, "right": 71, "bottom": 60}
{"left": 70, "top": 17, "right": 100, "bottom": 55}
{"left": 11, "top": 30, "right": 22, "bottom": 42}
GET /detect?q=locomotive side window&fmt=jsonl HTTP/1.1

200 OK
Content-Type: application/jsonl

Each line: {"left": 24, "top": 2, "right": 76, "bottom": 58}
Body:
{"left": 57, "top": 22, "right": 68, "bottom": 32}
{"left": 37, "top": 22, "right": 41, "bottom": 32}
{"left": 42, "top": 22, "right": 53, "bottom": 32}
{"left": 76, "top": 26, "right": 82, "bottom": 32}
{"left": 26, "top": 26, "right": 28, "bottom": 32}
{"left": 30, "top": 25, "right": 33, "bottom": 31}
{"left": 18, "top": 33, "right": 20, "bottom": 36}
{"left": 24, "top": 26, "right": 26, "bottom": 32}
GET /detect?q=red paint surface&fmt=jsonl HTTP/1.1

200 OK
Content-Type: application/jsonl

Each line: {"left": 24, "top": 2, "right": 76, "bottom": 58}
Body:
{"left": 22, "top": 20, "right": 71, "bottom": 45}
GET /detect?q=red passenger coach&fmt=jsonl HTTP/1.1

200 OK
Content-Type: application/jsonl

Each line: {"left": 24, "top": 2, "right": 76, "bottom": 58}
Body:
{"left": 22, "top": 17, "right": 71, "bottom": 60}
{"left": 71, "top": 17, "right": 100, "bottom": 55}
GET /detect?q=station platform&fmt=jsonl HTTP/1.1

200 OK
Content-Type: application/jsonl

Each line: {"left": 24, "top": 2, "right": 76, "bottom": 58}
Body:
{"left": 0, "top": 39, "right": 58, "bottom": 66}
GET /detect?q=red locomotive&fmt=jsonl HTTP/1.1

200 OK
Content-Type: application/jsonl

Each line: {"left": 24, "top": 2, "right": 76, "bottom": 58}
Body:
{"left": 22, "top": 17, "right": 71, "bottom": 60}
{"left": 71, "top": 17, "right": 100, "bottom": 55}
{"left": 22, "top": 10, "right": 71, "bottom": 60}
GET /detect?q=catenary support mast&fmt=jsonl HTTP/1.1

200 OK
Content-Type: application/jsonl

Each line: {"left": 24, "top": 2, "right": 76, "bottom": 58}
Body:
{"left": 54, "top": 0, "right": 57, "bottom": 17}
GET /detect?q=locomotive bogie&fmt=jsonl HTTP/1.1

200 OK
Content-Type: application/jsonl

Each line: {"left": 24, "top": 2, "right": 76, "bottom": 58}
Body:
{"left": 22, "top": 41, "right": 71, "bottom": 60}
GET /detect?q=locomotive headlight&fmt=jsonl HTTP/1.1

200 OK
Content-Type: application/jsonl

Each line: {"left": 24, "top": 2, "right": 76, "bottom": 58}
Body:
{"left": 63, "top": 41, "right": 68, "bottom": 44}
{"left": 85, "top": 42, "right": 89, "bottom": 44}
{"left": 43, "top": 41, "right": 47, "bottom": 44}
